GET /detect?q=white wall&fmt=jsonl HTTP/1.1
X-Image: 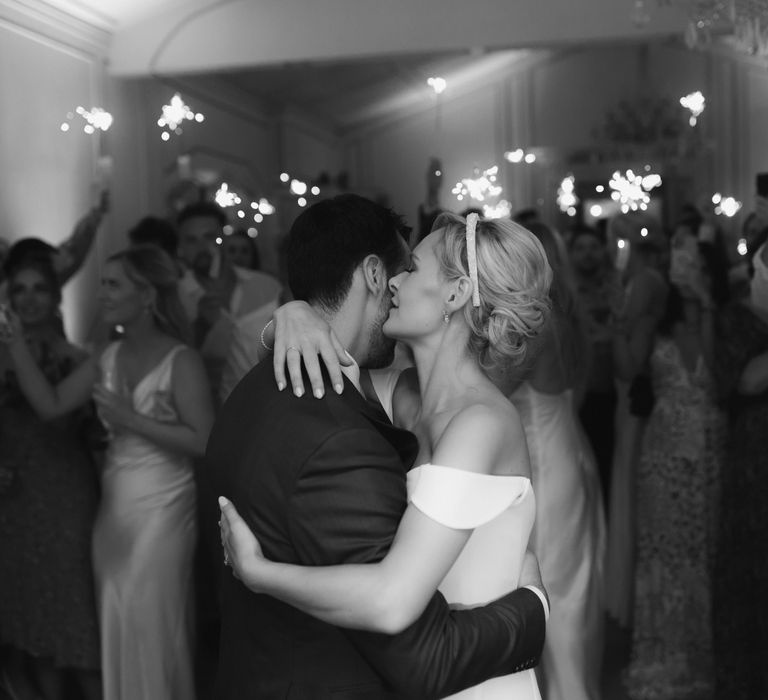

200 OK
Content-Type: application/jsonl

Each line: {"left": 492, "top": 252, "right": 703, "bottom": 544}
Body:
{"left": 0, "top": 0, "right": 146, "bottom": 342}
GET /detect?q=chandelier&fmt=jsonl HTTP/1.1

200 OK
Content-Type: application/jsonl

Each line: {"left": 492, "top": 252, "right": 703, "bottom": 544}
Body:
{"left": 648, "top": 1, "right": 768, "bottom": 56}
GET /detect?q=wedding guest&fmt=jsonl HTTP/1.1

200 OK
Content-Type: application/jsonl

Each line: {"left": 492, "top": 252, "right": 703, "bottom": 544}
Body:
{"left": 87, "top": 215, "right": 184, "bottom": 351}
{"left": 729, "top": 197, "right": 768, "bottom": 299}
{"left": 0, "top": 192, "right": 109, "bottom": 299}
{"left": 621, "top": 220, "right": 725, "bottom": 700}
{"left": 504, "top": 222, "right": 606, "bottom": 700}
{"left": 605, "top": 213, "right": 669, "bottom": 630}
{"left": 223, "top": 229, "right": 260, "bottom": 270}
{"left": 1, "top": 245, "right": 214, "bottom": 700}
{"left": 742, "top": 197, "right": 768, "bottom": 263}
{"left": 712, "top": 233, "right": 768, "bottom": 700}
{"left": 128, "top": 216, "right": 179, "bottom": 259}
{"left": 175, "top": 202, "right": 282, "bottom": 396}
{"left": 676, "top": 204, "right": 730, "bottom": 305}
{"left": 569, "top": 225, "right": 622, "bottom": 505}
{"left": 0, "top": 259, "right": 101, "bottom": 700}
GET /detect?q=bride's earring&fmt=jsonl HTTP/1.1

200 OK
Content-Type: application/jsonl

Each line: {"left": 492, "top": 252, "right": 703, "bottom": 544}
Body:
{"left": 443, "top": 309, "right": 450, "bottom": 324}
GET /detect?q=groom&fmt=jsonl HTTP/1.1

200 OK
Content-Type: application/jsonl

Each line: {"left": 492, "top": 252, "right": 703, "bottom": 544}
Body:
{"left": 206, "top": 194, "right": 547, "bottom": 699}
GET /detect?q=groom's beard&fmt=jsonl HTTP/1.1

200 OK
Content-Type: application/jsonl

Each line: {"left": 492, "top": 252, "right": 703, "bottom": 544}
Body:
{"left": 363, "top": 295, "right": 396, "bottom": 369}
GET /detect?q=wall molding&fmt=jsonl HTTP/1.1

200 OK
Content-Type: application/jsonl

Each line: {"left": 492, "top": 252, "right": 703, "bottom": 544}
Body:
{"left": 0, "top": 0, "right": 111, "bottom": 59}
{"left": 36, "top": 0, "right": 116, "bottom": 31}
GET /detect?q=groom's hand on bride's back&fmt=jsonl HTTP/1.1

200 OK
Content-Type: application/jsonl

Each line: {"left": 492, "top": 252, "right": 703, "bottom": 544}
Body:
{"left": 520, "top": 550, "right": 549, "bottom": 609}
{"left": 272, "top": 301, "right": 353, "bottom": 399}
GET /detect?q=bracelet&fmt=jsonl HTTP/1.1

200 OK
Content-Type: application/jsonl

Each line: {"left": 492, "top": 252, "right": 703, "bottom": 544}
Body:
{"left": 260, "top": 319, "right": 274, "bottom": 352}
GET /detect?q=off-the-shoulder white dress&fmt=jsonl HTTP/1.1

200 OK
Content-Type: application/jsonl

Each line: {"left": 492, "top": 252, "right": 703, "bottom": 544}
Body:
{"left": 368, "top": 368, "right": 543, "bottom": 699}
{"left": 408, "top": 465, "right": 542, "bottom": 699}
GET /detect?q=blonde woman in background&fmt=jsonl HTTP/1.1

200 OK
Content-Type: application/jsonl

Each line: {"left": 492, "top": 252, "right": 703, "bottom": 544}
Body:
{"left": 2, "top": 246, "right": 214, "bottom": 700}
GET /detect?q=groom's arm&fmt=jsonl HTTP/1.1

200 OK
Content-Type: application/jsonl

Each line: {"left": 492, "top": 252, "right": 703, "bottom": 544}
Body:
{"left": 288, "top": 427, "right": 546, "bottom": 699}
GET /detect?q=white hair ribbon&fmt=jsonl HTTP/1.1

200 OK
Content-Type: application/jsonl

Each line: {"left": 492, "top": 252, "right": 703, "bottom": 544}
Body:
{"left": 465, "top": 213, "right": 481, "bottom": 307}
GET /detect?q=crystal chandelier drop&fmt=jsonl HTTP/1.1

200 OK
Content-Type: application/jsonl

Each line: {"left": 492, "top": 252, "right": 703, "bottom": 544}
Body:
{"left": 656, "top": 0, "right": 768, "bottom": 56}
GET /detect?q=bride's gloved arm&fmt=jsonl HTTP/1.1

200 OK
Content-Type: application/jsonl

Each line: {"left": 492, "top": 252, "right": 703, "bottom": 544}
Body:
{"left": 93, "top": 348, "right": 214, "bottom": 458}
{"left": 220, "top": 406, "right": 513, "bottom": 634}
{"left": 266, "top": 300, "right": 353, "bottom": 398}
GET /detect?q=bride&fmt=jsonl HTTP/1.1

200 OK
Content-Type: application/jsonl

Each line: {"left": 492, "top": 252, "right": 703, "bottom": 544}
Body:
{"left": 220, "top": 212, "right": 552, "bottom": 698}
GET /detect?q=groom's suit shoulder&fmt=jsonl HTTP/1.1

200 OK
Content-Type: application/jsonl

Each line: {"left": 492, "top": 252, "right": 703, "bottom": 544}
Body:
{"left": 208, "top": 359, "right": 417, "bottom": 566}
{"left": 218, "top": 359, "right": 355, "bottom": 426}
{"left": 207, "top": 360, "right": 416, "bottom": 504}
{"left": 211, "top": 359, "right": 400, "bottom": 455}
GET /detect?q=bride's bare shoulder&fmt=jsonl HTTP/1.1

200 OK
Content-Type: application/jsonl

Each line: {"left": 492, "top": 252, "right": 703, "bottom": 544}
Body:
{"left": 433, "top": 398, "right": 529, "bottom": 477}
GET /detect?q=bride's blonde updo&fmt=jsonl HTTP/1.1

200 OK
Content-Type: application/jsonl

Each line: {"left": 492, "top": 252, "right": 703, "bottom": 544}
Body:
{"left": 431, "top": 212, "right": 552, "bottom": 370}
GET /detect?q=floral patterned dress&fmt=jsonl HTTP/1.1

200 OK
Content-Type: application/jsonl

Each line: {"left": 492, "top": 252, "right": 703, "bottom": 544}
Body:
{"left": 712, "top": 303, "right": 768, "bottom": 699}
{"left": 625, "top": 335, "right": 724, "bottom": 700}
{"left": 0, "top": 339, "right": 101, "bottom": 670}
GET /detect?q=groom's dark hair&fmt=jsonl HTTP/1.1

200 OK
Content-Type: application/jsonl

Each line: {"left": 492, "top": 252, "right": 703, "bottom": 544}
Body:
{"left": 286, "top": 194, "right": 411, "bottom": 312}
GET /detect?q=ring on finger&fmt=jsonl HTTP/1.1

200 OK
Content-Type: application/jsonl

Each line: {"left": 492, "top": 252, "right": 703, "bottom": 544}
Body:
{"left": 286, "top": 346, "right": 300, "bottom": 353}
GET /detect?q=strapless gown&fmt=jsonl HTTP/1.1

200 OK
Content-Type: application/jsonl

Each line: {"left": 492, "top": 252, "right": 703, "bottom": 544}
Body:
{"left": 407, "top": 464, "right": 542, "bottom": 700}
{"left": 92, "top": 342, "right": 197, "bottom": 700}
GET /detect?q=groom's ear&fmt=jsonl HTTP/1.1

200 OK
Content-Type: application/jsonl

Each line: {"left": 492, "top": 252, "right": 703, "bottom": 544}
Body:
{"left": 361, "top": 254, "right": 387, "bottom": 296}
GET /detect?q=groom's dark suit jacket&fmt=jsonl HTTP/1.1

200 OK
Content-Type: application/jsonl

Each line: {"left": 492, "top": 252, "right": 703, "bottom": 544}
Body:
{"left": 207, "top": 361, "right": 546, "bottom": 699}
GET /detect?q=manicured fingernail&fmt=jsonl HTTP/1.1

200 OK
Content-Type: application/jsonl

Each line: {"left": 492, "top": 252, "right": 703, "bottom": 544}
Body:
{"left": 334, "top": 383, "right": 343, "bottom": 394}
{"left": 218, "top": 496, "right": 229, "bottom": 507}
{"left": 277, "top": 381, "right": 286, "bottom": 391}
{"left": 314, "top": 388, "right": 324, "bottom": 399}
{"left": 294, "top": 386, "right": 304, "bottom": 397}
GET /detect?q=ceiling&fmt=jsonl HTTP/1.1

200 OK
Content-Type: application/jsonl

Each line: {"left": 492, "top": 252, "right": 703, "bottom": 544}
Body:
{"left": 189, "top": 48, "right": 541, "bottom": 130}
{"left": 217, "top": 53, "right": 459, "bottom": 110}
{"left": 45, "top": 0, "right": 691, "bottom": 75}
{"left": 43, "top": 0, "right": 694, "bottom": 131}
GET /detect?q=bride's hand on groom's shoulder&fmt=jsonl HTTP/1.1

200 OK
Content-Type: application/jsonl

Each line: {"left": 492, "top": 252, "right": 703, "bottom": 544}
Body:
{"left": 219, "top": 496, "right": 269, "bottom": 591}
{"left": 272, "top": 301, "right": 353, "bottom": 399}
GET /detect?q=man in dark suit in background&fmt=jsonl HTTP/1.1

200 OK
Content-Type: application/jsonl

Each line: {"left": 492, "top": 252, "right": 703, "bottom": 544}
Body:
{"left": 206, "top": 194, "right": 547, "bottom": 699}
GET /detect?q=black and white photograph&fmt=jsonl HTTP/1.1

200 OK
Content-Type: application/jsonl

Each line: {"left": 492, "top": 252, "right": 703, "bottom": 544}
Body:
{"left": 1, "top": 1, "right": 767, "bottom": 698}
